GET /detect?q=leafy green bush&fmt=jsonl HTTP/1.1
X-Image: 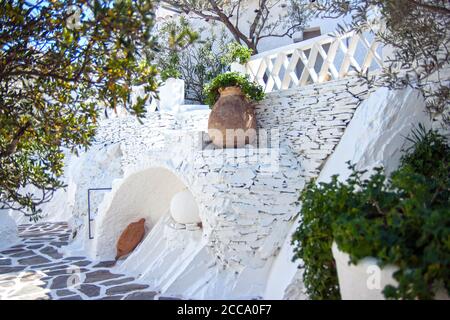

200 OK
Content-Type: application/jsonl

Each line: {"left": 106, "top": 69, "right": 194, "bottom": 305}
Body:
{"left": 160, "top": 65, "right": 182, "bottom": 81}
{"left": 221, "top": 42, "right": 253, "bottom": 65}
{"left": 179, "top": 28, "right": 229, "bottom": 104}
{"left": 292, "top": 125, "right": 450, "bottom": 300}
{"left": 291, "top": 176, "right": 344, "bottom": 300}
{"left": 154, "top": 17, "right": 198, "bottom": 82}
{"left": 203, "top": 72, "right": 265, "bottom": 108}
{"left": 155, "top": 20, "right": 230, "bottom": 104}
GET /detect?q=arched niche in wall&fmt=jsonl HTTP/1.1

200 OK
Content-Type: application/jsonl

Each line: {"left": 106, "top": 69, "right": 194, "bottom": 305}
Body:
{"left": 91, "top": 167, "right": 200, "bottom": 260}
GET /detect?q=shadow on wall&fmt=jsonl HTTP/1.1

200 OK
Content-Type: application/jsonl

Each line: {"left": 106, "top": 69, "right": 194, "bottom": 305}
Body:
{"left": 91, "top": 167, "right": 191, "bottom": 260}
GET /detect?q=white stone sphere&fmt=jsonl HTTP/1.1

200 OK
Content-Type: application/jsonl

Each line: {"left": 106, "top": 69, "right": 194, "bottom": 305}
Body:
{"left": 170, "top": 189, "right": 201, "bottom": 224}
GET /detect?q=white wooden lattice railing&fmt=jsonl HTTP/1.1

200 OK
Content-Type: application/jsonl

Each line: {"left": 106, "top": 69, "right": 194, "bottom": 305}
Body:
{"left": 245, "top": 30, "right": 383, "bottom": 93}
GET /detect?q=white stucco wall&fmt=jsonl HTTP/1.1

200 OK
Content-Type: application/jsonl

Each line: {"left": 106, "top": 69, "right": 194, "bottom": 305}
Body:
{"left": 319, "top": 86, "right": 432, "bottom": 182}
{"left": 0, "top": 211, "right": 19, "bottom": 250}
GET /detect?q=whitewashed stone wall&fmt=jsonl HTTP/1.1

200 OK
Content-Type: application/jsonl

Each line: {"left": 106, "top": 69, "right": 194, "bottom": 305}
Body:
{"left": 194, "top": 146, "right": 304, "bottom": 271}
{"left": 65, "top": 111, "right": 208, "bottom": 255}
{"left": 65, "top": 76, "right": 370, "bottom": 299}
{"left": 255, "top": 76, "right": 372, "bottom": 179}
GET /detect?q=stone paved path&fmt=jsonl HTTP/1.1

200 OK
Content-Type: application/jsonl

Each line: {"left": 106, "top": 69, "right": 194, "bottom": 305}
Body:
{"left": 0, "top": 222, "right": 175, "bottom": 300}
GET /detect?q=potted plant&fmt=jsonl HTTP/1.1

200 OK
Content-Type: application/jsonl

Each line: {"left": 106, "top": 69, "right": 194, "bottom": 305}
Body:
{"left": 221, "top": 42, "right": 253, "bottom": 74}
{"left": 203, "top": 72, "right": 264, "bottom": 148}
{"left": 158, "top": 69, "right": 185, "bottom": 112}
{"left": 158, "top": 63, "right": 185, "bottom": 112}
{"left": 155, "top": 18, "right": 198, "bottom": 112}
{"left": 160, "top": 65, "right": 182, "bottom": 83}
{"left": 292, "top": 126, "right": 450, "bottom": 300}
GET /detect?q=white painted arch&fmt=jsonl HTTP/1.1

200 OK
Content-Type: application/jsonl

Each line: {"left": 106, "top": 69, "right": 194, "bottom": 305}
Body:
{"left": 90, "top": 166, "right": 197, "bottom": 260}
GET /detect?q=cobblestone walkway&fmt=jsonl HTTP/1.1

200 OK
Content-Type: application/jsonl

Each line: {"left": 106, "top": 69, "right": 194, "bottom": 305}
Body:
{"left": 0, "top": 222, "right": 174, "bottom": 300}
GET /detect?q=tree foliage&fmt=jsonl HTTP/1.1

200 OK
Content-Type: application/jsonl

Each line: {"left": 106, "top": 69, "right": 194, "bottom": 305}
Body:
{"left": 154, "top": 16, "right": 199, "bottom": 81}
{"left": 161, "top": 0, "right": 312, "bottom": 53}
{"left": 155, "top": 17, "right": 231, "bottom": 103}
{"left": 311, "top": 0, "right": 450, "bottom": 125}
{"left": 179, "top": 29, "right": 230, "bottom": 104}
{"left": 221, "top": 41, "right": 253, "bottom": 65}
{"left": 0, "top": 0, "right": 158, "bottom": 220}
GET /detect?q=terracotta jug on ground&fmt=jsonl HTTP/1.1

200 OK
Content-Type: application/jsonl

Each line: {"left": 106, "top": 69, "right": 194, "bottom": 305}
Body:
{"left": 208, "top": 86, "right": 257, "bottom": 148}
{"left": 116, "top": 218, "right": 146, "bottom": 260}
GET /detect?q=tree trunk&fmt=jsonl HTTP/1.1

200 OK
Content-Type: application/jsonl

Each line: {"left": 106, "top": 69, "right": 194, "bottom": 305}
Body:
{"left": 0, "top": 121, "right": 31, "bottom": 158}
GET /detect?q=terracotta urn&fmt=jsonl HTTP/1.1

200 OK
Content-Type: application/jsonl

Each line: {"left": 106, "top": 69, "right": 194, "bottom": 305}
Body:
{"left": 116, "top": 218, "right": 146, "bottom": 260}
{"left": 207, "top": 86, "right": 257, "bottom": 148}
